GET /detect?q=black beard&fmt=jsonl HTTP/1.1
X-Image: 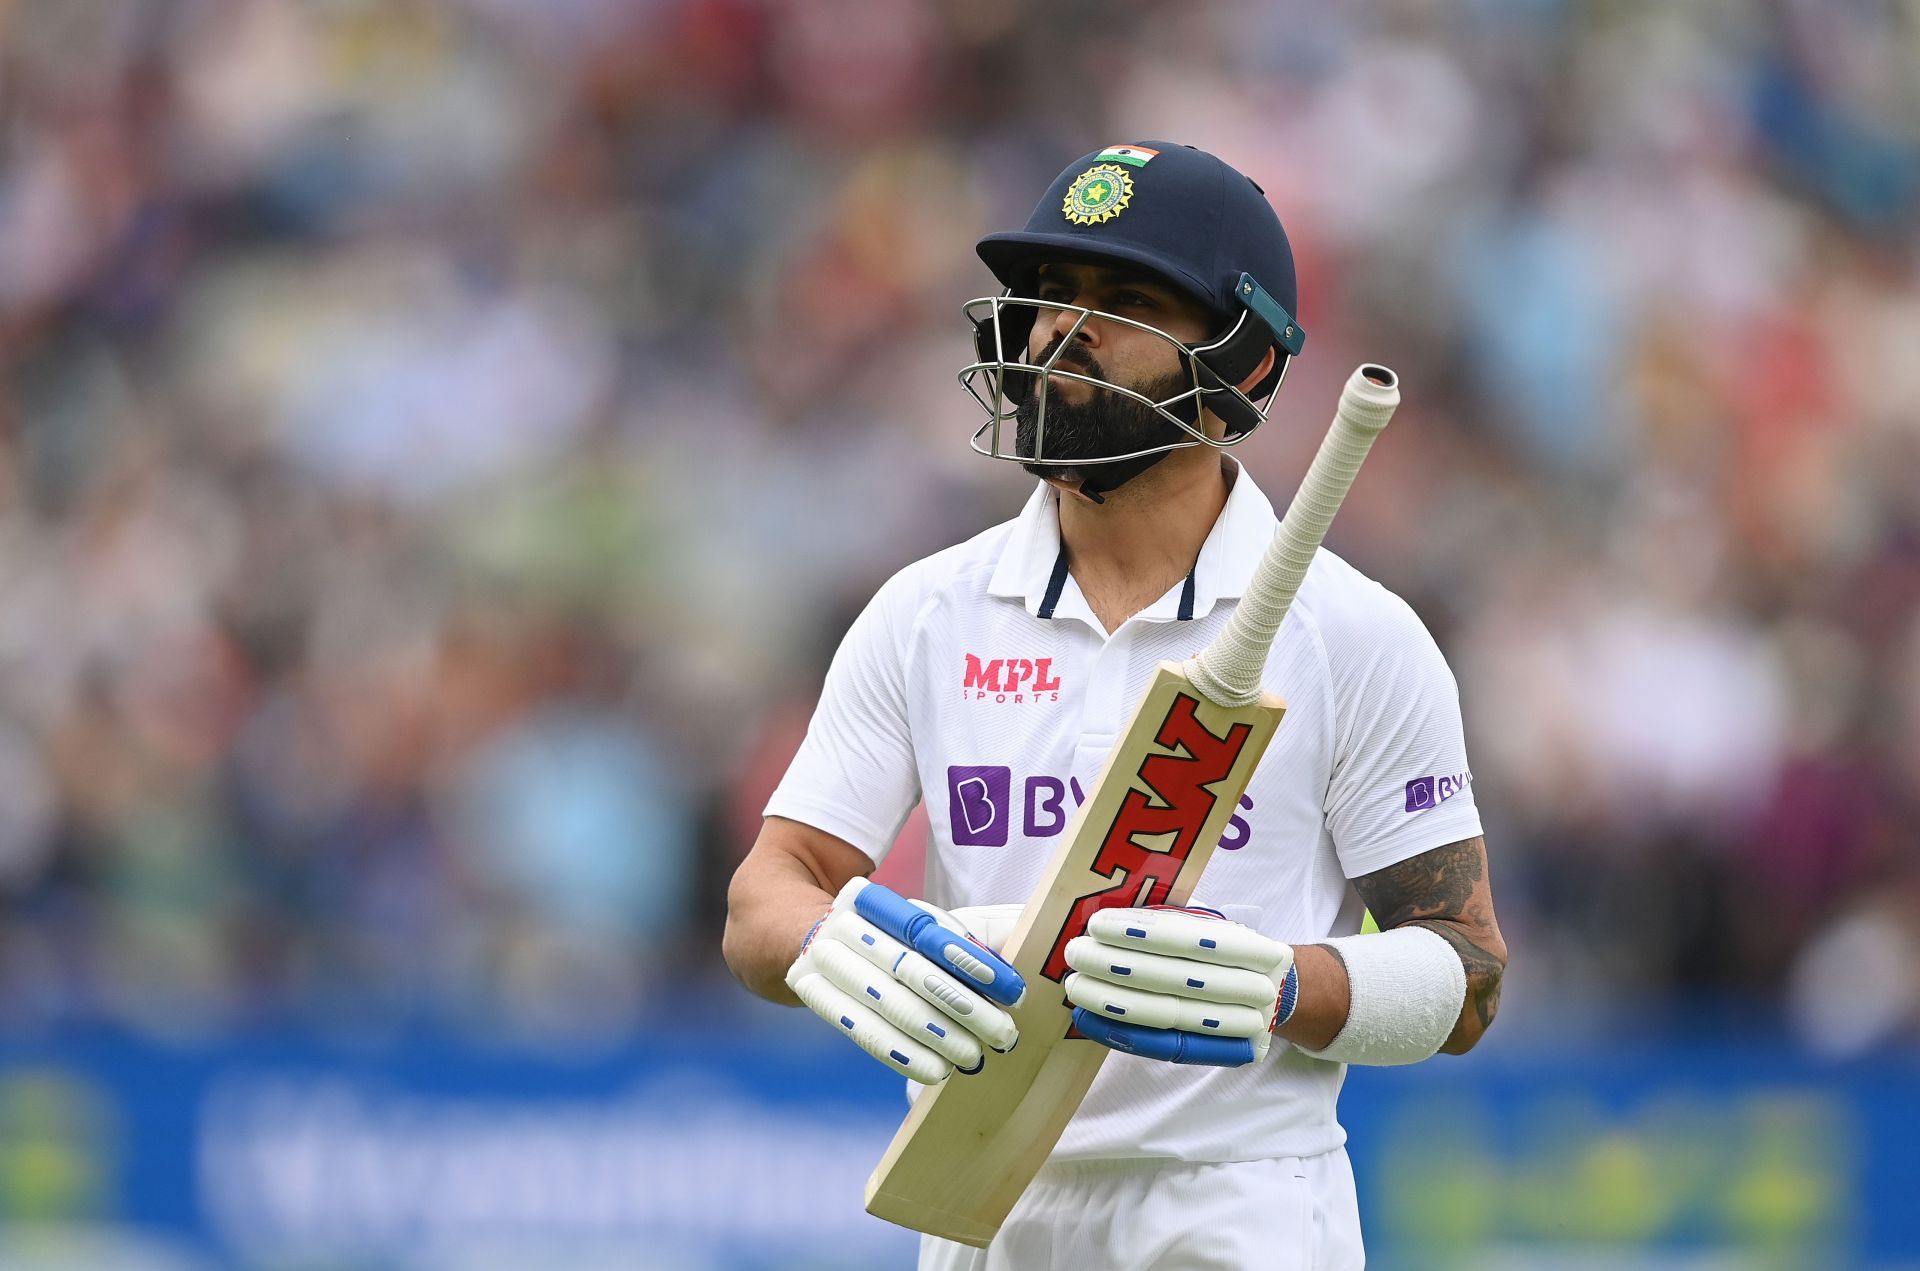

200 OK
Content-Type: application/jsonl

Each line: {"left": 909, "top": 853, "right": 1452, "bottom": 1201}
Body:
{"left": 1013, "top": 356, "right": 1192, "bottom": 485}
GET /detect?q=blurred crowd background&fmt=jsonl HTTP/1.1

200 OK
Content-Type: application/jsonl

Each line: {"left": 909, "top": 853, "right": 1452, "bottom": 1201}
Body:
{"left": 2, "top": 0, "right": 1919, "bottom": 1064}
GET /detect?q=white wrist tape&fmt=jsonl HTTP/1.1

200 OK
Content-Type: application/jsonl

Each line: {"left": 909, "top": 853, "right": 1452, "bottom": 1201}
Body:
{"left": 1293, "top": 926, "right": 1466, "bottom": 1066}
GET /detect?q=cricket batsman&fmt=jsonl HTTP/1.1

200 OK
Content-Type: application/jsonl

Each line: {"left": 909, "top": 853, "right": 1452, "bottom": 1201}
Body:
{"left": 723, "top": 142, "right": 1507, "bottom": 1269}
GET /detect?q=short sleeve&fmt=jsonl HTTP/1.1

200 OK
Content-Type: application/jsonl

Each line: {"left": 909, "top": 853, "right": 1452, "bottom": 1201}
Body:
{"left": 1321, "top": 587, "right": 1482, "bottom": 879}
{"left": 764, "top": 573, "right": 923, "bottom": 866}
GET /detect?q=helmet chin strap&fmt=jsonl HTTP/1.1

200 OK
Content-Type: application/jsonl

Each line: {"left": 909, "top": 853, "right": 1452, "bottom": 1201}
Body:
{"left": 1057, "top": 449, "right": 1174, "bottom": 503}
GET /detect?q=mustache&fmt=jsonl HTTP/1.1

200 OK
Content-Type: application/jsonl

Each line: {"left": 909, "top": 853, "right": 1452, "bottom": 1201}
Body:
{"left": 1032, "top": 336, "right": 1103, "bottom": 380}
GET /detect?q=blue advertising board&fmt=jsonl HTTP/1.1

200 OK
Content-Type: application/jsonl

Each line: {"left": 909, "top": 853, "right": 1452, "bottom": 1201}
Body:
{"left": 0, "top": 999, "right": 1914, "bottom": 1269}
{"left": 1344, "top": 1042, "right": 1920, "bottom": 1269}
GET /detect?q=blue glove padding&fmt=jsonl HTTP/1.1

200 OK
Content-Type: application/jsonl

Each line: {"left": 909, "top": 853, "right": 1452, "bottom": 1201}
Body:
{"left": 1071, "top": 1008, "right": 1260, "bottom": 1066}
{"left": 852, "top": 882, "right": 1025, "bottom": 1007}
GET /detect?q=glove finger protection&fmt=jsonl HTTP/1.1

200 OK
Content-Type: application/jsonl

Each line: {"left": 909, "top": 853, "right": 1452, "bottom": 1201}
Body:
{"left": 1068, "top": 1010, "right": 1266, "bottom": 1066}
{"left": 1061, "top": 972, "right": 1270, "bottom": 1036}
{"left": 789, "top": 963, "right": 953, "bottom": 1084}
{"left": 850, "top": 883, "right": 1025, "bottom": 1007}
{"left": 1065, "top": 906, "right": 1299, "bottom": 1068}
{"left": 786, "top": 880, "right": 1026, "bottom": 1084}
{"left": 811, "top": 936, "right": 985, "bottom": 1071}
{"left": 1086, "top": 906, "right": 1292, "bottom": 972}
{"left": 819, "top": 909, "right": 1017, "bottom": 1054}
{"left": 1061, "top": 935, "right": 1279, "bottom": 1006}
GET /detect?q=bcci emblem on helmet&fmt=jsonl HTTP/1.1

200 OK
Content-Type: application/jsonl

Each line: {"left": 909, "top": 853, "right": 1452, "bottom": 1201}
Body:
{"left": 1062, "top": 164, "right": 1133, "bottom": 225}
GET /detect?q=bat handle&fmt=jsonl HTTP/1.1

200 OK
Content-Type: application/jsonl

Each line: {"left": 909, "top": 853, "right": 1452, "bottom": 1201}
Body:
{"left": 1187, "top": 365, "right": 1400, "bottom": 708}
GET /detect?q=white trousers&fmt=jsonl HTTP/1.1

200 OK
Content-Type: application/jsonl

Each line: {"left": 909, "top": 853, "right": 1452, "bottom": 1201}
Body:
{"left": 916, "top": 1149, "right": 1364, "bottom": 1271}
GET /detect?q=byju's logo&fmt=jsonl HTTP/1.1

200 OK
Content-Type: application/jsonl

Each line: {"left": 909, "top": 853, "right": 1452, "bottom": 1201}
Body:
{"left": 948, "top": 765, "right": 1012, "bottom": 846}
{"left": 1405, "top": 770, "right": 1472, "bottom": 813}
{"left": 945, "top": 765, "right": 1256, "bottom": 851}
{"left": 962, "top": 654, "right": 1062, "bottom": 705}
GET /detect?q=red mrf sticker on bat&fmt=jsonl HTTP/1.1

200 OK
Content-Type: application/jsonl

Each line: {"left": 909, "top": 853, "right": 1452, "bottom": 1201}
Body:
{"left": 1039, "top": 693, "right": 1254, "bottom": 983}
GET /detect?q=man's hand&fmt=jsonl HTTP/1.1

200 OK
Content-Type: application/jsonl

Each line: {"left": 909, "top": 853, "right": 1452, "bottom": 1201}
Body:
{"left": 1062, "top": 907, "right": 1299, "bottom": 1067}
{"left": 786, "top": 879, "right": 1026, "bottom": 1084}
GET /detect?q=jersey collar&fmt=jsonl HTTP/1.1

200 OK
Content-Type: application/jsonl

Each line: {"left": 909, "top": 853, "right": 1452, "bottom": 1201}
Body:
{"left": 986, "top": 457, "right": 1281, "bottom": 626}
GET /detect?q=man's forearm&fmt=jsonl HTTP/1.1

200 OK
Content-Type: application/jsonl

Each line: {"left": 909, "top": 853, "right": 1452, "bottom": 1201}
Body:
{"left": 722, "top": 851, "right": 836, "bottom": 1005}
{"left": 1344, "top": 837, "right": 1507, "bottom": 1056}
{"left": 1408, "top": 918, "right": 1505, "bottom": 1053}
{"left": 1272, "top": 922, "right": 1504, "bottom": 1057}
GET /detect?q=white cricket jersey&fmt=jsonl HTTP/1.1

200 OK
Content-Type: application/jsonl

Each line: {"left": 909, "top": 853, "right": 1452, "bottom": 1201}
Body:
{"left": 767, "top": 459, "right": 1483, "bottom": 1164}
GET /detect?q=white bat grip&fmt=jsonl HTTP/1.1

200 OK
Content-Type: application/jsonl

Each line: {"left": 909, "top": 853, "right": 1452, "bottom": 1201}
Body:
{"left": 1186, "top": 365, "right": 1401, "bottom": 707}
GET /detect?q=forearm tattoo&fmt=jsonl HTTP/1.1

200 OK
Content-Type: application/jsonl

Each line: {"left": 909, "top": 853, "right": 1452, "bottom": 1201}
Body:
{"left": 1352, "top": 837, "right": 1505, "bottom": 1038}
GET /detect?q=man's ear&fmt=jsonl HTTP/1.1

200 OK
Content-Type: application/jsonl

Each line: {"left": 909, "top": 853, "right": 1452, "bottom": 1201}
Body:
{"left": 1235, "top": 346, "right": 1277, "bottom": 395}
{"left": 1199, "top": 345, "right": 1281, "bottom": 440}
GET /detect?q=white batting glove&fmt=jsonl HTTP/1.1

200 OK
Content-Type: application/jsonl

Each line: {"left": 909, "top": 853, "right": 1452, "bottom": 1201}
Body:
{"left": 787, "top": 880, "right": 1025, "bottom": 1085}
{"left": 1062, "top": 906, "right": 1300, "bottom": 1067}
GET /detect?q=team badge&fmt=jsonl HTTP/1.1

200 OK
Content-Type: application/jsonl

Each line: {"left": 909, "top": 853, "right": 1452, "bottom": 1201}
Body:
{"left": 1062, "top": 164, "right": 1134, "bottom": 225}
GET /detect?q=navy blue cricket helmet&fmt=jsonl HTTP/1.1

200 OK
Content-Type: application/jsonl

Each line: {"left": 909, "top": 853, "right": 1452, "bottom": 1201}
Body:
{"left": 961, "top": 142, "right": 1306, "bottom": 490}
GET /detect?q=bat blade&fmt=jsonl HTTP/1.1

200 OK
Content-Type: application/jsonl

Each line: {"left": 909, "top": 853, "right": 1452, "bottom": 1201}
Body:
{"left": 863, "top": 663, "right": 1285, "bottom": 1246}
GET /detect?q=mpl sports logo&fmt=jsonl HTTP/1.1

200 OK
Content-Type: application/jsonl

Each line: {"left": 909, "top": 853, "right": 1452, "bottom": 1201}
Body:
{"left": 962, "top": 653, "right": 1062, "bottom": 705}
{"left": 1405, "top": 770, "right": 1472, "bottom": 812}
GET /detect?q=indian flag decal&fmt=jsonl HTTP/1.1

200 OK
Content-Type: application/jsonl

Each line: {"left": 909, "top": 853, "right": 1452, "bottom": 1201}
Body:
{"left": 1096, "top": 144, "right": 1159, "bottom": 167}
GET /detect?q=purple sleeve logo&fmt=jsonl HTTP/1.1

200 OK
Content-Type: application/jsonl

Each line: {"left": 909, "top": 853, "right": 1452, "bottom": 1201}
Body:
{"left": 1406, "top": 771, "right": 1471, "bottom": 813}
{"left": 1404, "top": 776, "right": 1436, "bottom": 811}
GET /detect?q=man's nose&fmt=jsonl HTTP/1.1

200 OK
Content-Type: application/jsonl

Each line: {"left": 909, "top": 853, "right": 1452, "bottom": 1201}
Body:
{"left": 1046, "top": 303, "right": 1100, "bottom": 352}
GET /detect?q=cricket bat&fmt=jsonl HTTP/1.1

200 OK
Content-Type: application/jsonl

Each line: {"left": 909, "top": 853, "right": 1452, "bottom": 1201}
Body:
{"left": 864, "top": 365, "right": 1403, "bottom": 1246}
